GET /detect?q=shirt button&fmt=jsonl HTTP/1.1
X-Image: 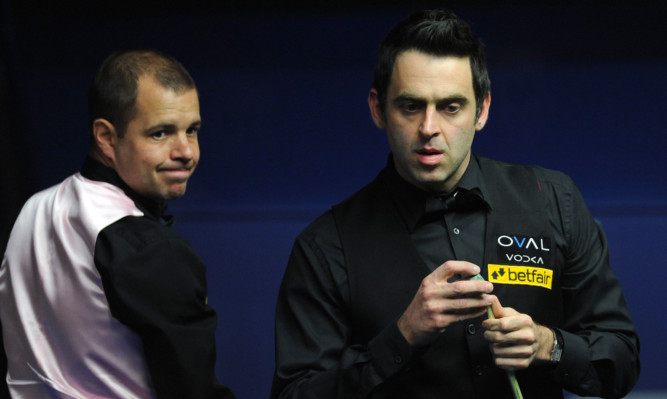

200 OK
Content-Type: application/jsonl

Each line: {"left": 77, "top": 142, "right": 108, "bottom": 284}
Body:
{"left": 394, "top": 355, "right": 403, "bottom": 364}
{"left": 467, "top": 323, "right": 476, "bottom": 335}
{"left": 453, "top": 227, "right": 460, "bottom": 235}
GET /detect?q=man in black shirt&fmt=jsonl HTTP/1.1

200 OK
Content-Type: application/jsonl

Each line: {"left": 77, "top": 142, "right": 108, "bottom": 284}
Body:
{"left": 0, "top": 50, "right": 235, "bottom": 398}
{"left": 271, "top": 9, "right": 639, "bottom": 399}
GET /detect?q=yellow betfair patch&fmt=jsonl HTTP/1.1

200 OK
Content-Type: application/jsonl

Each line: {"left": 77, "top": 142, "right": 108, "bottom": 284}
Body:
{"left": 487, "top": 264, "right": 553, "bottom": 289}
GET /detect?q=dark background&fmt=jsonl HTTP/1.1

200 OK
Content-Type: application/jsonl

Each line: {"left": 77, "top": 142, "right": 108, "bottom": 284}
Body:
{"left": 1, "top": 1, "right": 665, "bottom": 398}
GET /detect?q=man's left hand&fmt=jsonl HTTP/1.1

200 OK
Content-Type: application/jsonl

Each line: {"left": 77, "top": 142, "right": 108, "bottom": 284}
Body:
{"left": 482, "top": 296, "right": 554, "bottom": 370}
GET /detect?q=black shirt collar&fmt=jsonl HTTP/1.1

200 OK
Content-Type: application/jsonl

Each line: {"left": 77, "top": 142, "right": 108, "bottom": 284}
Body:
{"left": 80, "top": 157, "right": 173, "bottom": 225}
{"left": 382, "top": 153, "right": 492, "bottom": 233}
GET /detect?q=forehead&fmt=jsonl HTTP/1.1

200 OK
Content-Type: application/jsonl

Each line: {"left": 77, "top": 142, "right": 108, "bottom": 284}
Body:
{"left": 388, "top": 50, "right": 474, "bottom": 99}
{"left": 133, "top": 75, "right": 200, "bottom": 121}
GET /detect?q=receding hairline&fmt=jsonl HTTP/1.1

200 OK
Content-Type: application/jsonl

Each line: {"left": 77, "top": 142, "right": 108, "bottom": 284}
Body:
{"left": 135, "top": 72, "right": 198, "bottom": 96}
{"left": 126, "top": 50, "right": 196, "bottom": 89}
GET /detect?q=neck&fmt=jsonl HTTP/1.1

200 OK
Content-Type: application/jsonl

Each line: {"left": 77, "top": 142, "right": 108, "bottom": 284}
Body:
{"left": 88, "top": 145, "right": 115, "bottom": 169}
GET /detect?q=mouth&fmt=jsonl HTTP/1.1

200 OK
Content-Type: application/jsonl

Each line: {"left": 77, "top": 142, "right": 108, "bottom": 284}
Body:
{"left": 159, "top": 168, "right": 192, "bottom": 182}
{"left": 416, "top": 148, "right": 444, "bottom": 166}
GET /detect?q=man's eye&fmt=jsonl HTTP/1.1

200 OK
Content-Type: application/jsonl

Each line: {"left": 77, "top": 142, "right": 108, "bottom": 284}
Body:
{"left": 402, "top": 103, "right": 420, "bottom": 113}
{"left": 151, "top": 131, "right": 167, "bottom": 139}
{"left": 186, "top": 127, "right": 199, "bottom": 136}
{"left": 443, "top": 104, "right": 461, "bottom": 114}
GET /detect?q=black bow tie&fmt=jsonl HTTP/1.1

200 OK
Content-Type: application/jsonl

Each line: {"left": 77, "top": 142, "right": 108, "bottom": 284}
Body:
{"left": 424, "top": 188, "right": 487, "bottom": 215}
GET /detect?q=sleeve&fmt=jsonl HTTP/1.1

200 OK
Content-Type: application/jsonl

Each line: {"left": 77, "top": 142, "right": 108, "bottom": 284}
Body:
{"left": 270, "top": 214, "right": 416, "bottom": 399}
{"left": 95, "top": 219, "right": 236, "bottom": 399}
{"left": 546, "top": 174, "right": 640, "bottom": 398}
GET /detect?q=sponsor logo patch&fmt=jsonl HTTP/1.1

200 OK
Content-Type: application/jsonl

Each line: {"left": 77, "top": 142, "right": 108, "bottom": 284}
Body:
{"left": 487, "top": 264, "right": 553, "bottom": 289}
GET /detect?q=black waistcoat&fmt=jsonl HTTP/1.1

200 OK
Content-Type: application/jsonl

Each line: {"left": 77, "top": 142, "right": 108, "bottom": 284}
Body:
{"left": 332, "top": 155, "right": 564, "bottom": 399}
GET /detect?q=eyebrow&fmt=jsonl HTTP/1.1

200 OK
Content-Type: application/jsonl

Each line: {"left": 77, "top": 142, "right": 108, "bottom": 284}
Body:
{"left": 187, "top": 120, "right": 202, "bottom": 128}
{"left": 392, "top": 93, "right": 469, "bottom": 106}
{"left": 146, "top": 120, "right": 201, "bottom": 132}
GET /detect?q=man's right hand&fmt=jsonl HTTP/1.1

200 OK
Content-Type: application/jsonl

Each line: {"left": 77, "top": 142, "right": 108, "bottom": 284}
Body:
{"left": 397, "top": 261, "right": 494, "bottom": 347}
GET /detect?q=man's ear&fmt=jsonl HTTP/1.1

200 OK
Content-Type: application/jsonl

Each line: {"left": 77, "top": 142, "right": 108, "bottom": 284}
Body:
{"left": 92, "top": 119, "right": 118, "bottom": 162}
{"left": 475, "top": 92, "right": 491, "bottom": 131}
{"left": 368, "top": 89, "right": 386, "bottom": 130}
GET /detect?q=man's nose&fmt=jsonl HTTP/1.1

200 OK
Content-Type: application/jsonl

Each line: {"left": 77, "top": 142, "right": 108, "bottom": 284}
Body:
{"left": 171, "top": 132, "right": 196, "bottom": 160}
{"left": 419, "top": 106, "right": 440, "bottom": 137}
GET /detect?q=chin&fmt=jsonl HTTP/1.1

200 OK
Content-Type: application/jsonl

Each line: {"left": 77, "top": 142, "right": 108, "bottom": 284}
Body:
{"left": 418, "top": 174, "right": 452, "bottom": 192}
{"left": 164, "top": 183, "right": 189, "bottom": 199}
{"left": 165, "top": 191, "right": 186, "bottom": 200}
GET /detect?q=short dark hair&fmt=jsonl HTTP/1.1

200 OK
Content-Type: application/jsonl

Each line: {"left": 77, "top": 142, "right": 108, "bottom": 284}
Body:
{"left": 372, "top": 9, "right": 490, "bottom": 118}
{"left": 87, "top": 49, "right": 196, "bottom": 137}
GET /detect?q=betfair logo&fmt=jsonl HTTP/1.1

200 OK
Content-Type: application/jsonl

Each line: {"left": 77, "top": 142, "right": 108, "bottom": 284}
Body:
{"left": 487, "top": 264, "right": 553, "bottom": 289}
